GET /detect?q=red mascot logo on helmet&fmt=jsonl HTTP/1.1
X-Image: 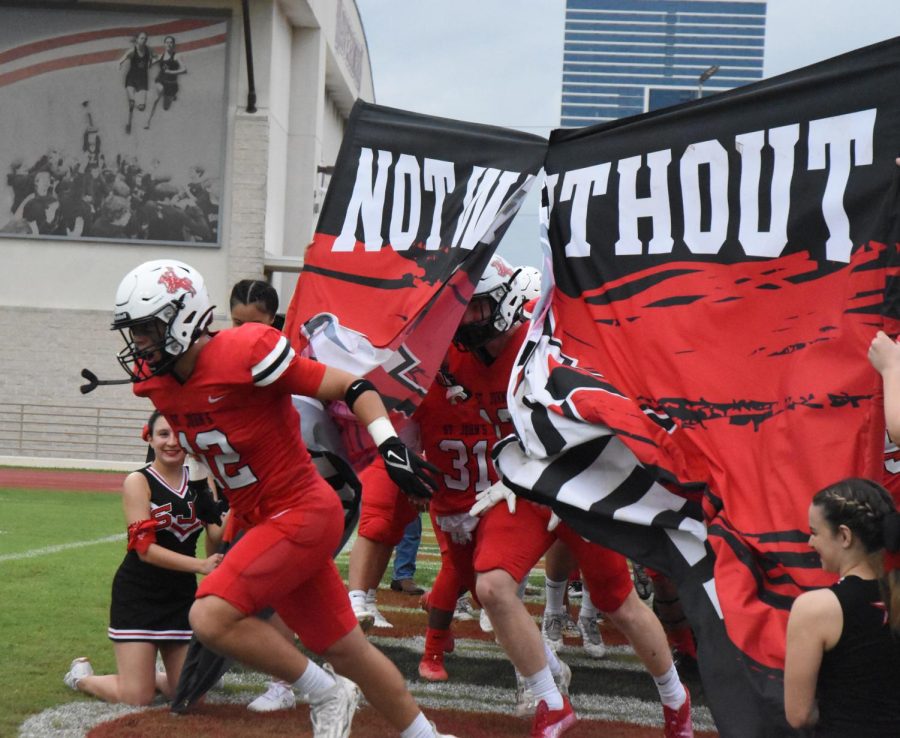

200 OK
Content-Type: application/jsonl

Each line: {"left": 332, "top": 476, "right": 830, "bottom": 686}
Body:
{"left": 158, "top": 266, "right": 197, "bottom": 296}
{"left": 491, "top": 257, "right": 514, "bottom": 278}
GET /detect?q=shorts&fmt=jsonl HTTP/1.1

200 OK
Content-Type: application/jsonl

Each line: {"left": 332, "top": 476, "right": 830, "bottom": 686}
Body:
{"left": 357, "top": 455, "right": 419, "bottom": 546}
{"left": 125, "top": 72, "right": 148, "bottom": 92}
{"left": 474, "top": 498, "right": 634, "bottom": 612}
{"left": 197, "top": 482, "right": 356, "bottom": 653}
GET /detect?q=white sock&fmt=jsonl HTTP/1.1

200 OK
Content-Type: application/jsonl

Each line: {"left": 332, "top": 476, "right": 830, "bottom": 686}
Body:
{"left": 292, "top": 661, "right": 336, "bottom": 703}
{"left": 544, "top": 577, "right": 567, "bottom": 614}
{"left": 365, "top": 588, "right": 378, "bottom": 605}
{"left": 579, "top": 588, "right": 599, "bottom": 620}
{"left": 653, "top": 663, "right": 686, "bottom": 709}
{"left": 524, "top": 665, "right": 563, "bottom": 710}
{"left": 400, "top": 711, "right": 433, "bottom": 738}
{"left": 543, "top": 641, "right": 562, "bottom": 676}
{"left": 349, "top": 589, "right": 366, "bottom": 610}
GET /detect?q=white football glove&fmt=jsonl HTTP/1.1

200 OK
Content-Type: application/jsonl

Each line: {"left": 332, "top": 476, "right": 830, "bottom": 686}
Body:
{"left": 469, "top": 480, "right": 516, "bottom": 517}
{"left": 445, "top": 384, "right": 470, "bottom": 405}
{"left": 436, "top": 512, "right": 479, "bottom": 544}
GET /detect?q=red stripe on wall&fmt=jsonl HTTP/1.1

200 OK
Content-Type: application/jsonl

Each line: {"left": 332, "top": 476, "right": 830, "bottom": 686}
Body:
{"left": 0, "top": 17, "right": 221, "bottom": 66}
{"left": 0, "top": 34, "right": 226, "bottom": 89}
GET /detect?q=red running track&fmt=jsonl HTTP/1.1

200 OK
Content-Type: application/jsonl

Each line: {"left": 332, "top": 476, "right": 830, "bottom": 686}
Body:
{"left": 0, "top": 467, "right": 125, "bottom": 492}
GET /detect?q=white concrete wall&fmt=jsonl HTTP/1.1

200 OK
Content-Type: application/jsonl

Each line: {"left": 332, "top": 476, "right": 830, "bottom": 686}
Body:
{"left": 0, "top": 0, "right": 373, "bottom": 464}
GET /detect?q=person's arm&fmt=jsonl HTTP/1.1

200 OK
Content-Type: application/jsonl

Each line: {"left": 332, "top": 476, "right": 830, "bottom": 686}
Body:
{"left": 117, "top": 49, "right": 131, "bottom": 69}
{"left": 122, "top": 472, "right": 223, "bottom": 575}
{"left": 205, "top": 508, "right": 227, "bottom": 556}
{"left": 172, "top": 58, "right": 187, "bottom": 75}
{"left": 315, "top": 366, "right": 391, "bottom": 425}
{"left": 314, "top": 366, "right": 439, "bottom": 499}
{"left": 784, "top": 589, "right": 839, "bottom": 729}
{"left": 868, "top": 330, "right": 900, "bottom": 440}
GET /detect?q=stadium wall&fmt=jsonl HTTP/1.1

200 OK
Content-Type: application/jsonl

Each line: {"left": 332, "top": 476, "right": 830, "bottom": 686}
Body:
{"left": 0, "top": 0, "right": 374, "bottom": 466}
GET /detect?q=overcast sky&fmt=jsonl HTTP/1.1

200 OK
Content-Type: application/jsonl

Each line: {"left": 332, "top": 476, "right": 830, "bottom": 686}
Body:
{"left": 355, "top": 0, "right": 900, "bottom": 266}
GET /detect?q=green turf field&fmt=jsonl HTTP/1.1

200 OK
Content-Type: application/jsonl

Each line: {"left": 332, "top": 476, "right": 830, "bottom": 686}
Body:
{"left": 2, "top": 486, "right": 716, "bottom": 737}
{"left": 0, "top": 488, "right": 123, "bottom": 736}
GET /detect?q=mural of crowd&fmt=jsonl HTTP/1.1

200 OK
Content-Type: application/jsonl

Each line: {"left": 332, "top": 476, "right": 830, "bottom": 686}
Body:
{"left": 0, "top": 18, "right": 226, "bottom": 245}
{"left": 2, "top": 126, "right": 220, "bottom": 242}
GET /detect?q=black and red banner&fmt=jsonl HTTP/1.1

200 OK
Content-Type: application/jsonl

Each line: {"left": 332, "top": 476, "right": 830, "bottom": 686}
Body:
{"left": 286, "top": 39, "right": 900, "bottom": 737}
{"left": 497, "top": 38, "right": 900, "bottom": 737}
{"left": 283, "top": 102, "right": 546, "bottom": 464}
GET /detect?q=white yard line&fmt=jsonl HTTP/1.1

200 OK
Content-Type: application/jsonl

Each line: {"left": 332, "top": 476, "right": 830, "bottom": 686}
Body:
{"left": 0, "top": 534, "right": 123, "bottom": 563}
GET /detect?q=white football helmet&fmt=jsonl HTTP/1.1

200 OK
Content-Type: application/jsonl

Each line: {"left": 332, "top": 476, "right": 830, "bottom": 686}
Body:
{"left": 112, "top": 259, "right": 213, "bottom": 379}
{"left": 454, "top": 255, "right": 542, "bottom": 351}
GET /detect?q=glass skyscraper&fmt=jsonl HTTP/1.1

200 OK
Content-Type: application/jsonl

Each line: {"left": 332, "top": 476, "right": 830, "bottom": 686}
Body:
{"left": 562, "top": 0, "right": 767, "bottom": 127}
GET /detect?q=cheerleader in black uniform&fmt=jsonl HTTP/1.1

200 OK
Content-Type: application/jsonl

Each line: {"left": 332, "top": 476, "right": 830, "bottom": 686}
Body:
{"left": 785, "top": 478, "right": 900, "bottom": 736}
{"left": 145, "top": 36, "right": 187, "bottom": 130}
{"left": 118, "top": 31, "right": 155, "bottom": 135}
{"left": 63, "top": 411, "right": 224, "bottom": 705}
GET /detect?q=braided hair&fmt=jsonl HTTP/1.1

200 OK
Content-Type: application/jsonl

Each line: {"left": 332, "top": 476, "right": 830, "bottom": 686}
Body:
{"left": 229, "top": 279, "right": 278, "bottom": 319}
{"left": 813, "top": 477, "right": 900, "bottom": 632}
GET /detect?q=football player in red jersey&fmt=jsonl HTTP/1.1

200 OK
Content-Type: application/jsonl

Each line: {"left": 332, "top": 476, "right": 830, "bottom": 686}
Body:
{"left": 345, "top": 257, "right": 540, "bottom": 633}
{"left": 110, "top": 260, "right": 456, "bottom": 738}
{"left": 447, "top": 259, "right": 693, "bottom": 737}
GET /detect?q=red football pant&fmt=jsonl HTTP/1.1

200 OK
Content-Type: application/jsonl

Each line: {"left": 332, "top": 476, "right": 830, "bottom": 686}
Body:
{"left": 197, "top": 481, "right": 357, "bottom": 653}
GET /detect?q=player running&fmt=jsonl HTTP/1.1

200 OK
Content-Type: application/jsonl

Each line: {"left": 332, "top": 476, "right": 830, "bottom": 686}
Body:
{"left": 109, "top": 259, "right": 455, "bottom": 738}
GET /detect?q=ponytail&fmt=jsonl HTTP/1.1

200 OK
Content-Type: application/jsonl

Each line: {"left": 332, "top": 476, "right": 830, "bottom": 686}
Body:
{"left": 883, "top": 510, "right": 900, "bottom": 633}
{"left": 814, "top": 478, "right": 900, "bottom": 634}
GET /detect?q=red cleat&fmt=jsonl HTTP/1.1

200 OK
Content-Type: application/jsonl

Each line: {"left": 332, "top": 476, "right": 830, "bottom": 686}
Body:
{"left": 530, "top": 696, "right": 576, "bottom": 737}
{"left": 663, "top": 685, "right": 693, "bottom": 738}
{"left": 418, "top": 654, "right": 449, "bottom": 681}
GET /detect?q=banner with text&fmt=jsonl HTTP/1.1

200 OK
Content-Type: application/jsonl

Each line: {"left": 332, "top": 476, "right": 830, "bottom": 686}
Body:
{"left": 496, "top": 38, "right": 900, "bottom": 736}
{"left": 283, "top": 102, "right": 546, "bottom": 463}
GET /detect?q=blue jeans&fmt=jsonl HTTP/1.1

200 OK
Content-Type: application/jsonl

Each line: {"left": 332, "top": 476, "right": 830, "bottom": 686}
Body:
{"left": 393, "top": 515, "right": 422, "bottom": 580}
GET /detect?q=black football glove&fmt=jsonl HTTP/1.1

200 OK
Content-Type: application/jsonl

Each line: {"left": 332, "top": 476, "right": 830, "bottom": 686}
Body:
{"left": 378, "top": 437, "right": 440, "bottom": 500}
{"left": 190, "top": 480, "right": 228, "bottom": 526}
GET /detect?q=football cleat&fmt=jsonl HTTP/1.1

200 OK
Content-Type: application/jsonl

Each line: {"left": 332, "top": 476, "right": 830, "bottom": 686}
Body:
{"left": 514, "top": 670, "right": 536, "bottom": 718}
{"left": 663, "top": 685, "right": 694, "bottom": 738}
{"left": 562, "top": 612, "right": 580, "bottom": 638}
{"left": 248, "top": 680, "right": 296, "bottom": 712}
{"left": 418, "top": 654, "right": 449, "bottom": 682}
{"left": 554, "top": 658, "right": 572, "bottom": 697}
{"left": 63, "top": 657, "right": 93, "bottom": 691}
{"left": 541, "top": 612, "right": 565, "bottom": 652}
{"left": 453, "top": 595, "right": 477, "bottom": 621}
{"left": 530, "top": 696, "right": 576, "bottom": 737}
{"left": 367, "top": 601, "right": 393, "bottom": 629}
{"left": 309, "top": 664, "right": 360, "bottom": 738}
{"left": 577, "top": 615, "right": 607, "bottom": 659}
{"left": 515, "top": 661, "right": 570, "bottom": 719}
{"left": 351, "top": 602, "right": 375, "bottom": 633}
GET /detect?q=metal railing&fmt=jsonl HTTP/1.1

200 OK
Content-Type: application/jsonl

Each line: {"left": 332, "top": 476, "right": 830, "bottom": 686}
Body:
{"left": 0, "top": 403, "right": 148, "bottom": 464}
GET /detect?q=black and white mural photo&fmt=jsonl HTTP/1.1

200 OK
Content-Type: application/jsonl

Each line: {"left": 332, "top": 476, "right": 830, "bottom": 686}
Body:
{"left": 0, "top": 4, "right": 229, "bottom": 245}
